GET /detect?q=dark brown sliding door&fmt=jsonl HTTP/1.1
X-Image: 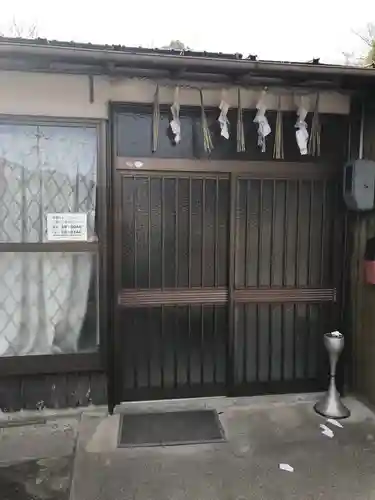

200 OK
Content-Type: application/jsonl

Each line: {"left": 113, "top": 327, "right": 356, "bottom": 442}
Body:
{"left": 114, "top": 172, "right": 229, "bottom": 401}
{"left": 112, "top": 164, "right": 343, "bottom": 403}
{"left": 230, "top": 177, "right": 341, "bottom": 395}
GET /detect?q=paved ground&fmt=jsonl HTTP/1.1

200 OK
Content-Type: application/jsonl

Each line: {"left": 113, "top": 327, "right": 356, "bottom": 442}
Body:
{"left": 0, "top": 413, "right": 79, "bottom": 500}
{"left": 71, "top": 395, "right": 375, "bottom": 500}
{"left": 2, "top": 395, "right": 375, "bottom": 500}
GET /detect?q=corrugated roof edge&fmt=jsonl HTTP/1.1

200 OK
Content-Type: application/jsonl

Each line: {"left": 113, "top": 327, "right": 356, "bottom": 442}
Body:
{"left": 0, "top": 36, "right": 247, "bottom": 59}
{"left": 0, "top": 36, "right": 374, "bottom": 83}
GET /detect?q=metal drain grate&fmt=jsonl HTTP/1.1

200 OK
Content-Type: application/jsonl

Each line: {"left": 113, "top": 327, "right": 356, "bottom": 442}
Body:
{"left": 118, "top": 409, "right": 225, "bottom": 447}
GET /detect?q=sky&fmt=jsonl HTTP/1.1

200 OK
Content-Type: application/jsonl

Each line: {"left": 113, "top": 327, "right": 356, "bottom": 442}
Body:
{"left": 0, "top": 0, "right": 373, "bottom": 64}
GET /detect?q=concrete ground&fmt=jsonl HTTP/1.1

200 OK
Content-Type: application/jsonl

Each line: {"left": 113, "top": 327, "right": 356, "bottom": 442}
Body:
{"left": 71, "top": 394, "right": 375, "bottom": 500}
{"left": 2, "top": 394, "right": 375, "bottom": 499}
{"left": 0, "top": 412, "right": 79, "bottom": 500}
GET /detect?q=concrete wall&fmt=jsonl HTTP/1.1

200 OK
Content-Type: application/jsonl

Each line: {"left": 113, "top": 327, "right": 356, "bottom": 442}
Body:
{"left": 0, "top": 71, "right": 350, "bottom": 119}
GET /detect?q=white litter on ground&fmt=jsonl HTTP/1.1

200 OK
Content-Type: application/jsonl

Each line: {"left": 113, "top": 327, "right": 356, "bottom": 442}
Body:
{"left": 279, "top": 463, "right": 294, "bottom": 472}
{"left": 320, "top": 424, "right": 334, "bottom": 438}
{"left": 327, "top": 418, "right": 343, "bottom": 429}
{"left": 322, "top": 428, "right": 334, "bottom": 438}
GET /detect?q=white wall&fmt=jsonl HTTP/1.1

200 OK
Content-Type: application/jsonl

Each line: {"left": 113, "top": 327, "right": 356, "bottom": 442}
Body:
{"left": 0, "top": 71, "right": 350, "bottom": 119}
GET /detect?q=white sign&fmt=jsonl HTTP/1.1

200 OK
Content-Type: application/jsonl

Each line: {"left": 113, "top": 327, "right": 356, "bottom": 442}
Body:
{"left": 46, "top": 213, "right": 88, "bottom": 241}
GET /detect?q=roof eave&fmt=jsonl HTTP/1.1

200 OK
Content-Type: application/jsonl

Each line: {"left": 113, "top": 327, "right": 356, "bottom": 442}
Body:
{"left": 0, "top": 40, "right": 374, "bottom": 86}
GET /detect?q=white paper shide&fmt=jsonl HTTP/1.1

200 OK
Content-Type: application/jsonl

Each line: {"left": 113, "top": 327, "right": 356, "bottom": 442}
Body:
{"left": 295, "top": 96, "right": 310, "bottom": 155}
{"left": 170, "top": 87, "right": 181, "bottom": 144}
{"left": 253, "top": 90, "right": 271, "bottom": 152}
{"left": 218, "top": 91, "right": 230, "bottom": 140}
{"left": 47, "top": 213, "right": 88, "bottom": 241}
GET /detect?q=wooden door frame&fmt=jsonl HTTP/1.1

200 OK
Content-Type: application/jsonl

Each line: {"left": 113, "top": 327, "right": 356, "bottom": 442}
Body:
{"left": 108, "top": 155, "right": 344, "bottom": 411}
{"left": 115, "top": 157, "right": 340, "bottom": 179}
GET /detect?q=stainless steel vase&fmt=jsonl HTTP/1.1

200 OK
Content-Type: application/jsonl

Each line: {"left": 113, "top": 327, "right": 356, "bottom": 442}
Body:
{"left": 314, "top": 332, "right": 350, "bottom": 419}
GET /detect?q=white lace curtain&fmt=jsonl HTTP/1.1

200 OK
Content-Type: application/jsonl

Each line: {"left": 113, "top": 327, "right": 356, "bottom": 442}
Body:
{"left": 0, "top": 124, "right": 97, "bottom": 356}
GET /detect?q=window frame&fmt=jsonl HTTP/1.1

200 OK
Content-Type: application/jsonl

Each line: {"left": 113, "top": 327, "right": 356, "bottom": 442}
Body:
{"left": 0, "top": 116, "right": 107, "bottom": 375}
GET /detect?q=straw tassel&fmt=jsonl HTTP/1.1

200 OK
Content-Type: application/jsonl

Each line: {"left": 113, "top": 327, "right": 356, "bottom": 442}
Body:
{"left": 273, "top": 96, "right": 284, "bottom": 159}
{"left": 237, "top": 88, "right": 246, "bottom": 152}
{"left": 152, "top": 84, "right": 160, "bottom": 153}
{"left": 308, "top": 93, "right": 321, "bottom": 157}
{"left": 200, "top": 90, "right": 214, "bottom": 154}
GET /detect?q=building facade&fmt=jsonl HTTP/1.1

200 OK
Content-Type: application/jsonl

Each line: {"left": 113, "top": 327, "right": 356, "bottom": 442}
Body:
{"left": 0, "top": 39, "right": 374, "bottom": 412}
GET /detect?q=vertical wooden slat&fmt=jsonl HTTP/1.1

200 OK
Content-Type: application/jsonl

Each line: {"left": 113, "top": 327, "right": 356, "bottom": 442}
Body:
{"left": 234, "top": 178, "right": 244, "bottom": 288}
{"left": 135, "top": 177, "right": 149, "bottom": 289}
{"left": 245, "top": 180, "right": 251, "bottom": 288}
{"left": 292, "top": 303, "right": 297, "bottom": 379}
{"left": 174, "top": 306, "right": 179, "bottom": 388}
{"left": 283, "top": 181, "right": 289, "bottom": 287}
{"left": 305, "top": 304, "right": 312, "bottom": 379}
{"left": 150, "top": 177, "right": 162, "bottom": 288}
{"left": 160, "top": 305, "right": 165, "bottom": 388}
{"left": 257, "top": 180, "right": 263, "bottom": 287}
{"left": 163, "top": 178, "right": 177, "bottom": 288}
{"left": 295, "top": 180, "right": 301, "bottom": 286}
{"left": 187, "top": 305, "right": 191, "bottom": 387}
{"left": 89, "top": 373, "right": 107, "bottom": 406}
{"left": 178, "top": 178, "right": 189, "bottom": 288}
{"left": 295, "top": 303, "right": 306, "bottom": 379}
{"left": 203, "top": 305, "right": 214, "bottom": 384}
{"left": 256, "top": 303, "right": 260, "bottom": 381}
{"left": 283, "top": 304, "right": 294, "bottom": 380}
{"left": 147, "top": 308, "right": 152, "bottom": 388}
{"left": 133, "top": 311, "right": 138, "bottom": 389}
{"left": 200, "top": 305, "right": 205, "bottom": 384}
{"left": 287, "top": 181, "right": 298, "bottom": 287}
{"left": 268, "top": 303, "right": 273, "bottom": 381}
{"left": 213, "top": 306, "right": 218, "bottom": 384}
{"left": 203, "top": 178, "right": 215, "bottom": 287}
{"left": 281, "top": 304, "right": 285, "bottom": 381}
{"left": 227, "top": 173, "right": 236, "bottom": 392}
{"left": 259, "top": 181, "right": 273, "bottom": 287}
{"left": 307, "top": 180, "right": 314, "bottom": 286}
{"left": 270, "top": 304, "right": 282, "bottom": 381}
{"left": 258, "top": 304, "right": 269, "bottom": 381}
{"left": 214, "top": 178, "right": 219, "bottom": 287}
{"left": 298, "top": 181, "right": 310, "bottom": 286}
{"left": 270, "top": 180, "right": 276, "bottom": 286}
{"left": 175, "top": 178, "right": 179, "bottom": 287}
{"left": 201, "top": 179, "right": 206, "bottom": 286}
{"left": 218, "top": 179, "right": 230, "bottom": 287}
{"left": 161, "top": 178, "right": 165, "bottom": 289}
{"left": 133, "top": 176, "right": 138, "bottom": 287}
{"left": 148, "top": 177, "right": 151, "bottom": 288}
{"left": 188, "top": 178, "right": 192, "bottom": 288}
{"left": 320, "top": 180, "right": 327, "bottom": 286}
{"left": 243, "top": 304, "right": 248, "bottom": 384}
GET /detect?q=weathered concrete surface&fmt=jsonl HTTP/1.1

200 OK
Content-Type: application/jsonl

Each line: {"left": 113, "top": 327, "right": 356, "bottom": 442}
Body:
{"left": 0, "top": 415, "right": 79, "bottom": 500}
{"left": 0, "top": 456, "right": 73, "bottom": 500}
{"left": 71, "top": 395, "right": 375, "bottom": 500}
{"left": 0, "top": 417, "right": 78, "bottom": 464}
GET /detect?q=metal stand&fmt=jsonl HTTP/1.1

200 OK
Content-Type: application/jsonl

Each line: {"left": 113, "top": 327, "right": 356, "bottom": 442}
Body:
{"left": 314, "top": 332, "right": 350, "bottom": 419}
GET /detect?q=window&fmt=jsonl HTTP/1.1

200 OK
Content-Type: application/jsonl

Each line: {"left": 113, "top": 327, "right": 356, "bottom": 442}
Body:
{"left": 0, "top": 123, "right": 99, "bottom": 356}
